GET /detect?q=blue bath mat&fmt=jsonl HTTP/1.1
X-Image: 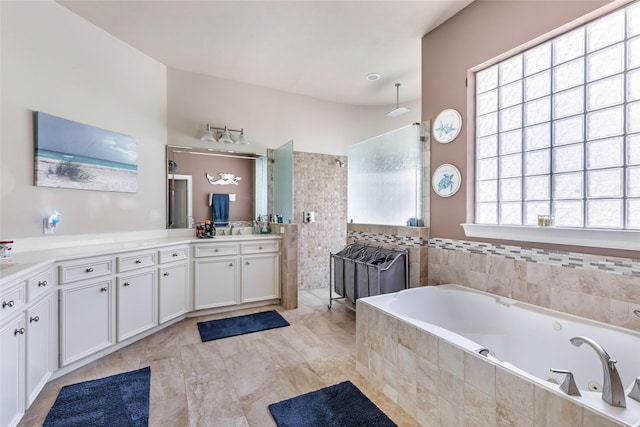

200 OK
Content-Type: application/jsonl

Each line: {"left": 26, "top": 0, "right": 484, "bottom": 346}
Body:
{"left": 197, "top": 310, "right": 290, "bottom": 342}
{"left": 268, "top": 381, "right": 397, "bottom": 427}
{"left": 43, "top": 366, "right": 150, "bottom": 427}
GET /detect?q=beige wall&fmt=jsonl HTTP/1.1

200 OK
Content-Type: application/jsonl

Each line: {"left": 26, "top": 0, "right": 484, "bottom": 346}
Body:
{"left": 0, "top": 1, "right": 419, "bottom": 243}
{"left": 421, "top": 0, "right": 638, "bottom": 258}
{"left": 167, "top": 68, "right": 421, "bottom": 156}
{"left": 0, "top": 1, "right": 167, "bottom": 239}
{"left": 167, "top": 148, "right": 255, "bottom": 224}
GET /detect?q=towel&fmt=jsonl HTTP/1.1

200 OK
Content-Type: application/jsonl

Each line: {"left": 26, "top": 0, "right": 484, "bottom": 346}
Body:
{"left": 211, "top": 194, "right": 230, "bottom": 227}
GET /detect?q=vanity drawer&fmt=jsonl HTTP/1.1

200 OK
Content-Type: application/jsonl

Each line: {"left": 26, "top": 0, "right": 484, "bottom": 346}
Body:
{"left": 117, "top": 251, "right": 156, "bottom": 273}
{"left": 241, "top": 240, "right": 280, "bottom": 255}
{"left": 158, "top": 246, "right": 189, "bottom": 264}
{"left": 59, "top": 257, "right": 114, "bottom": 284}
{"left": 27, "top": 268, "right": 55, "bottom": 302}
{"left": 0, "top": 282, "right": 26, "bottom": 321}
{"left": 193, "top": 243, "right": 238, "bottom": 258}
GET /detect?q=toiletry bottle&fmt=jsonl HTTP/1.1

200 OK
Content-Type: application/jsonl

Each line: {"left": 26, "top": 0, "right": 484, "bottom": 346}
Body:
{"left": 204, "top": 219, "right": 214, "bottom": 237}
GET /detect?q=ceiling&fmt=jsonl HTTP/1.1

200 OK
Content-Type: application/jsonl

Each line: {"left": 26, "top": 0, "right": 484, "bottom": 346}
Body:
{"left": 57, "top": 0, "right": 473, "bottom": 107}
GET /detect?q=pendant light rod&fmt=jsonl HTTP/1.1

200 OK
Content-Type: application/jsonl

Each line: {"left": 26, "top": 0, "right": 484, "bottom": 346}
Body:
{"left": 386, "top": 82, "right": 410, "bottom": 117}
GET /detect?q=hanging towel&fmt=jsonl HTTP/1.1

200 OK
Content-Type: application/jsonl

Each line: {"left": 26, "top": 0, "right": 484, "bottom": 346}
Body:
{"left": 211, "top": 194, "right": 230, "bottom": 227}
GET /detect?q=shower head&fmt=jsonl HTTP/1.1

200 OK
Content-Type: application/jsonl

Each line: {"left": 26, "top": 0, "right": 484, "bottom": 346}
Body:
{"left": 335, "top": 158, "right": 345, "bottom": 168}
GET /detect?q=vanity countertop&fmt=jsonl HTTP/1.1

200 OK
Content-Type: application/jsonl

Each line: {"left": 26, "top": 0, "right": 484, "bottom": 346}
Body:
{"left": 0, "top": 233, "right": 282, "bottom": 285}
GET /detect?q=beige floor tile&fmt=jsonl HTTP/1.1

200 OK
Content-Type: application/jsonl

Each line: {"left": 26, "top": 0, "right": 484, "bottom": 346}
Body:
{"left": 18, "top": 289, "right": 419, "bottom": 427}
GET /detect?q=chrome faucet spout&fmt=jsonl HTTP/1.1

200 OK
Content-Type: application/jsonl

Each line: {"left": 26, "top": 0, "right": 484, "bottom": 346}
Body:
{"left": 570, "top": 336, "right": 626, "bottom": 408}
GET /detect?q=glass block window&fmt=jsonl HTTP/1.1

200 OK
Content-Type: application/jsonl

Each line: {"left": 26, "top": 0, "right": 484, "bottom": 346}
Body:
{"left": 475, "top": 2, "right": 640, "bottom": 229}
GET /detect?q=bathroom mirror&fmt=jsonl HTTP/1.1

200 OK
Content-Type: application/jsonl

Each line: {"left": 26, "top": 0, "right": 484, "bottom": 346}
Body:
{"left": 166, "top": 145, "right": 267, "bottom": 228}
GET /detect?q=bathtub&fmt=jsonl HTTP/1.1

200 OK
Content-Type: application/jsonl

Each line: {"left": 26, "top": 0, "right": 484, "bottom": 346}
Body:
{"left": 358, "top": 284, "right": 640, "bottom": 426}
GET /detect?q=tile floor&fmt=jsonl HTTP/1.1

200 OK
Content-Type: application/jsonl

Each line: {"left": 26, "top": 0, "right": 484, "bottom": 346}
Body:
{"left": 19, "top": 289, "right": 420, "bottom": 427}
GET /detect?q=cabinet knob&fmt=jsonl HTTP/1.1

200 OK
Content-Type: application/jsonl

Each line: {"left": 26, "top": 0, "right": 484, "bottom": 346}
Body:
{"left": 258, "top": 246, "right": 263, "bottom": 250}
{"left": 228, "top": 263, "right": 234, "bottom": 267}
{"left": 30, "top": 316, "right": 40, "bottom": 323}
{"left": 14, "top": 328, "right": 25, "bottom": 336}
{"left": 172, "top": 253, "right": 179, "bottom": 257}
{"left": 38, "top": 280, "right": 47, "bottom": 287}
{"left": 163, "top": 272, "right": 170, "bottom": 277}
{"left": 123, "top": 282, "right": 131, "bottom": 287}
{"left": 86, "top": 267, "right": 94, "bottom": 273}
{"left": 245, "top": 261, "right": 250, "bottom": 265}
{"left": 2, "top": 300, "right": 15, "bottom": 309}
{"left": 214, "top": 249, "right": 220, "bottom": 252}
{"left": 100, "top": 287, "right": 108, "bottom": 292}
{"left": 135, "top": 259, "right": 142, "bottom": 264}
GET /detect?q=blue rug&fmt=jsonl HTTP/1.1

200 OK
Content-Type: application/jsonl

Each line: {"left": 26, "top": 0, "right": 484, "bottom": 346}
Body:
{"left": 43, "top": 366, "right": 150, "bottom": 427}
{"left": 197, "top": 310, "right": 290, "bottom": 342}
{"left": 268, "top": 381, "right": 397, "bottom": 427}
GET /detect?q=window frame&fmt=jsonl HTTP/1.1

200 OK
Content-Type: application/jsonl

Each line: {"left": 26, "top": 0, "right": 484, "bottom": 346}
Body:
{"left": 464, "top": 0, "right": 640, "bottom": 251}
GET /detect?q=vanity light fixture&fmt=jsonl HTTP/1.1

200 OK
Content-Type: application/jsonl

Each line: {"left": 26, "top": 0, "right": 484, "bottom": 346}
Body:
{"left": 200, "top": 124, "right": 248, "bottom": 144}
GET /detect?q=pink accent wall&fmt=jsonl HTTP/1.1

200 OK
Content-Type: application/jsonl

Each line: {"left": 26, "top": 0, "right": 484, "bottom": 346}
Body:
{"left": 168, "top": 148, "right": 255, "bottom": 224}
{"left": 421, "top": 0, "right": 639, "bottom": 258}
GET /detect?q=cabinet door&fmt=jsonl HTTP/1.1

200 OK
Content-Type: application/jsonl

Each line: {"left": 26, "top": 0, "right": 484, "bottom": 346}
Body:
{"left": 117, "top": 270, "right": 157, "bottom": 342}
{"left": 241, "top": 253, "right": 280, "bottom": 303}
{"left": 158, "top": 263, "right": 189, "bottom": 323}
{"left": 0, "top": 316, "right": 25, "bottom": 427}
{"left": 59, "top": 278, "right": 115, "bottom": 366}
{"left": 26, "top": 293, "right": 56, "bottom": 407}
{"left": 194, "top": 258, "right": 238, "bottom": 309}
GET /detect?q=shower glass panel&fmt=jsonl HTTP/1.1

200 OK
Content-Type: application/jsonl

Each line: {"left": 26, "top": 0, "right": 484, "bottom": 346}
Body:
{"left": 348, "top": 124, "right": 423, "bottom": 225}
{"left": 273, "top": 140, "right": 294, "bottom": 223}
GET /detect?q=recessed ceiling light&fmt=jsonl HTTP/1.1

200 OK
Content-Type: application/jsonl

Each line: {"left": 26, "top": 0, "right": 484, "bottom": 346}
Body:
{"left": 365, "top": 73, "right": 381, "bottom": 81}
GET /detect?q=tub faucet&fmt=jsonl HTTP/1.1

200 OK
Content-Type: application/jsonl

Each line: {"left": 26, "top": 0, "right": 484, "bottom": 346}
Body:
{"left": 570, "top": 336, "right": 626, "bottom": 408}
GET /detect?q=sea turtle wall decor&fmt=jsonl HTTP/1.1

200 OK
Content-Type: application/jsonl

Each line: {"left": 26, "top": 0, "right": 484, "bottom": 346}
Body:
{"left": 432, "top": 163, "right": 462, "bottom": 197}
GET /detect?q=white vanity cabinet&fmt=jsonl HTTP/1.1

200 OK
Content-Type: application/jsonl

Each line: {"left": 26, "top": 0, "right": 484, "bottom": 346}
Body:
{"left": 193, "top": 238, "right": 281, "bottom": 310}
{"left": 193, "top": 242, "right": 239, "bottom": 309}
{"left": 240, "top": 241, "right": 280, "bottom": 303}
{"left": 158, "top": 245, "right": 190, "bottom": 323}
{"left": 0, "top": 307, "right": 25, "bottom": 427}
{"left": 116, "top": 250, "right": 158, "bottom": 342}
{"left": 59, "top": 277, "right": 115, "bottom": 366}
{"left": 25, "top": 291, "right": 56, "bottom": 406}
{"left": 117, "top": 269, "right": 157, "bottom": 342}
{"left": 0, "top": 266, "right": 57, "bottom": 427}
{"left": 58, "top": 256, "right": 115, "bottom": 367}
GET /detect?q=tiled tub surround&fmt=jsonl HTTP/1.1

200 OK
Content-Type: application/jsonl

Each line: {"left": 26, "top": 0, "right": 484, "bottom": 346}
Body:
{"left": 356, "top": 288, "right": 640, "bottom": 427}
{"left": 428, "top": 238, "right": 640, "bottom": 334}
{"left": 347, "top": 223, "right": 430, "bottom": 288}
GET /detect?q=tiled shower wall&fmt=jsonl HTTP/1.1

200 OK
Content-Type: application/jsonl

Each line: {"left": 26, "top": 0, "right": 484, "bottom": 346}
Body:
{"left": 428, "top": 238, "right": 640, "bottom": 333}
{"left": 294, "top": 152, "right": 348, "bottom": 289}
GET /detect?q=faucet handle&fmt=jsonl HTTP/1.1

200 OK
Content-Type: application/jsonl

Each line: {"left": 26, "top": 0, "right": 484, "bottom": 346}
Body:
{"left": 550, "top": 368, "right": 582, "bottom": 396}
{"left": 628, "top": 377, "right": 640, "bottom": 402}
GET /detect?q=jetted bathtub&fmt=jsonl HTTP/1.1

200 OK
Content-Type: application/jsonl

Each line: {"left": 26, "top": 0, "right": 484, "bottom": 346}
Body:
{"left": 361, "top": 284, "right": 640, "bottom": 426}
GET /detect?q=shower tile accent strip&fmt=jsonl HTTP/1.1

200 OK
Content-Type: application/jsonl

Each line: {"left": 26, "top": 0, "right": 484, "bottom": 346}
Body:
{"left": 429, "top": 237, "right": 640, "bottom": 277}
{"left": 347, "top": 224, "right": 430, "bottom": 288}
{"left": 348, "top": 230, "right": 428, "bottom": 247}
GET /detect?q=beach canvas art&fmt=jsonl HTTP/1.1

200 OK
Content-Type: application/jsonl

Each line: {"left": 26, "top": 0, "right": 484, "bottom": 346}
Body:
{"left": 34, "top": 112, "right": 138, "bottom": 193}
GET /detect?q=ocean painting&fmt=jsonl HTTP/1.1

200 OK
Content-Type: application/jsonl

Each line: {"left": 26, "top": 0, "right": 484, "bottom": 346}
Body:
{"left": 34, "top": 112, "right": 138, "bottom": 193}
